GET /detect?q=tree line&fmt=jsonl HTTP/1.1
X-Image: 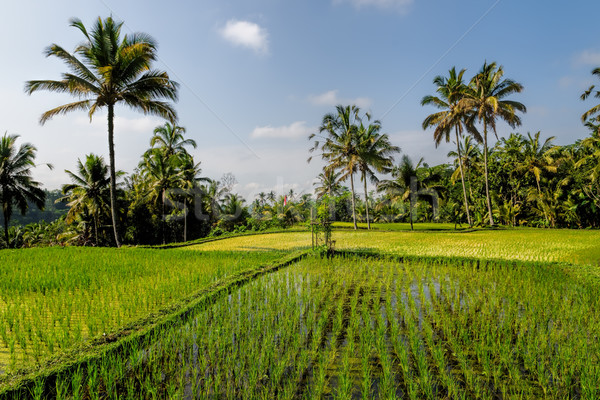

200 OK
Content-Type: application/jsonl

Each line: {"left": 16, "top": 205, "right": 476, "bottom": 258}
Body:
{"left": 1, "top": 16, "right": 600, "bottom": 248}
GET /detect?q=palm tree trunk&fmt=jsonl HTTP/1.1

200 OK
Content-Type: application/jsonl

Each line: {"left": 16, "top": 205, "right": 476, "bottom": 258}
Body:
{"left": 162, "top": 189, "right": 166, "bottom": 245}
{"left": 362, "top": 172, "right": 370, "bottom": 229}
{"left": 184, "top": 198, "right": 188, "bottom": 242}
{"left": 482, "top": 125, "right": 494, "bottom": 226}
{"left": 107, "top": 103, "right": 122, "bottom": 247}
{"left": 349, "top": 173, "right": 357, "bottom": 230}
{"left": 3, "top": 209, "right": 10, "bottom": 248}
{"left": 409, "top": 196, "right": 414, "bottom": 231}
{"left": 455, "top": 129, "right": 472, "bottom": 227}
{"left": 536, "top": 179, "right": 549, "bottom": 225}
{"left": 94, "top": 214, "right": 99, "bottom": 246}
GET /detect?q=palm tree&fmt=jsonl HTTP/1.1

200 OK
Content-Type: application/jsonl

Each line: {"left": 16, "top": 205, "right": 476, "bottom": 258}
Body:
{"left": 177, "top": 153, "right": 207, "bottom": 242}
{"left": 378, "top": 155, "right": 423, "bottom": 231}
{"left": 314, "top": 169, "right": 343, "bottom": 199}
{"left": 517, "top": 132, "right": 557, "bottom": 195}
{"left": 447, "top": 135, "right": 481, "bottom": 200}
{"left": 581, "top": 68, "right": 600, "bottom": 133}
{"left": 309, "top": 105, "right": 362, "bottom": 229}
{"left": 422, "top": 67, "right": 481, "bottom": 226}
{"left": 458, "top": 62, "right": 526, "bottom": 226}
{"left": 25, "top": 16, "right": 179, "bottom": 247}
{"left": 150, "top": 122, "right": 196, "bottom": 159}
{"left": 59, "top": 154, "right": 113, "bottom": 245}
{"left": 0, "top": 134, "right": 47, "bottom": 246}
{"left": 356, "top": 118, "right": 399, "bottom": 229}
{"left": 140, "top": 148, "right": 181, "bottom": 244}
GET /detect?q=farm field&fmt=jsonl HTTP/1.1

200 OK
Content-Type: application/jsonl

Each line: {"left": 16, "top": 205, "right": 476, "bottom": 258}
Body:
{"left": 187, "top": 228, "right": 600, "bottom": 267}
{"left": 1, "top": 226, "right": 600, "bottom": 399}
{"left": 0, "top": 247, "right": 285, "bottom": 373}
{"left": 8, "top": 254, "right": 598, "bottom": 399}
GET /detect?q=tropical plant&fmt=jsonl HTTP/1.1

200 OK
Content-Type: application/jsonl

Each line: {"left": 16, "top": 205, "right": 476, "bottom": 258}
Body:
{"left": 25, "top": 16, "right": 179, "bottom": 247}
{"left": 458, "top": 62, "right": 526, "bottom": 225}
{"left": 356, "top": 118, "right": 399, "bottom": 229}
{"left": 149, "top": 122, "right": 196, "bottom": 159}
{"left": 422, "top": 67, "right": 481, "bottom": 226}
{"left": 309, "top": 105, "right": 363, "bottom": 229}
{"left": 0, "top": 133, "right": 48, "bottom": 247}
{"left": 314, "top": 169, "right": 343, "bottom": 199}
{"left": 377, "top": 155, "right": 423, "bottom": 230}
{"left": 581, "top": 67, "right": 600, "bottom": 133}
{"left": 59, "top": 154, "right": 114, "bottom": 245}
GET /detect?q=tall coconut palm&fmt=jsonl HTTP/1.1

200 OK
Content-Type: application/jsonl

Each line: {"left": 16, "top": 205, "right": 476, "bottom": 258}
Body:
{"left": 314, "top": 169, "right": 343, "bottom": 199}
{"left": 150, "top": 122, "right": 196, "bottom": 159}
{"left": 59, "top": 154, "right": 113, "bottom": 245}
{"left": 25, "top": 16, "right": 179, "bottom": 247}
{"left": 447, "top": 135, "right": 481, "bottom": 200}
{"left": 309, "top": 105, "right": 362, "bottom": 229}
{"left": 178, "top": 153, "right": 207, "bottom": 242}
{"left": 378, "top": 155, "right": 423, "bottom": 231}
{"left": 0, "top": 134, "right": 47, "bottom": 246}
{"left": 517, "top": 132, "right": 557, "bottom": 195}
{"left": 356, "top": 118, "right": 400, "bottom": 229}
{"left": 459, "top": 62, "right": 526, "bottom": 226}
{"left": 140, "top": 148, "right": 181, "bottom": 244}
{"left": 421, "top": 67, "right": 481, "bottom": 226}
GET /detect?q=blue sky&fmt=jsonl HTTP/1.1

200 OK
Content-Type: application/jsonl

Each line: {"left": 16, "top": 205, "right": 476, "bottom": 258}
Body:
{"left": 1, "top": 0, "right": 599, "bottom": 200}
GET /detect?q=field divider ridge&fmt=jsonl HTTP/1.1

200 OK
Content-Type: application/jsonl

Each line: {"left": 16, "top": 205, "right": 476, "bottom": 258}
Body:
{"left": 0, "top": 249, "right": 309, "bottom": 398}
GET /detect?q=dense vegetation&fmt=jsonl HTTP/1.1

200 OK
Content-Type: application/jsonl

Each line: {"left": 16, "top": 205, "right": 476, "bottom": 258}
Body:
{"left": 0, "top": 16, "right": 598, "bottom": 250}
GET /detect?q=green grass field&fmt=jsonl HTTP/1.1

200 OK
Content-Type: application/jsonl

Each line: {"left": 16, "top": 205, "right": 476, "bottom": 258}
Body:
{"left": 186, "top": 228, "right": 600, "bottom": 267}
{"left": 0, "top": 248, "right": 284, "bottom": 373}
{"left": 2, "top": 225, "right": 600, "bottom": 398}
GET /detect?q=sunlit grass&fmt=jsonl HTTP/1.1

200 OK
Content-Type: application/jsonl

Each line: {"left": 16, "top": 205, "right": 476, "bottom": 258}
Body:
{"left": 185, "top": 228, "right": 600, "bottom": 266}
{"left": 25, "top": 255, "right": 598, "bottom": 399}
{"left": 0, "top": 248, "right": 283, "bottom": 373}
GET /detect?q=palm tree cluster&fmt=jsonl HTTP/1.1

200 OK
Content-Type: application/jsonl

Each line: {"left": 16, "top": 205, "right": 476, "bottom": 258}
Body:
{"left": 4, "top": 16, "right": 600, "bottom": 249}
{"left": 0, "top": 134, "right": 48, "bottom": 246}
{"left": 309, "top": 105, "right": 399, "bottom": 229}
{"left": 422, "top": 62, "right": 526, "bottom": 226}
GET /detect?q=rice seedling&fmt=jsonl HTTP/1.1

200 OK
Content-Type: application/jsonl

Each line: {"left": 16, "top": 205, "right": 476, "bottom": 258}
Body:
{"left": 2, "top": 238, "right": 600, "bottom": 399}
{"left": 0, "top": 248, "right": 284, "bottom": 372}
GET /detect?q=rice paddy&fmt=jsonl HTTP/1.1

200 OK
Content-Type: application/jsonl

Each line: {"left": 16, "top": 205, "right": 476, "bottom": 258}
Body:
{"left": 0, "top": 248, "right": 285, "bottom": 373}
{"left": 186, "top": 228, "right": 600, "bottom": 266}
{"left": 2, "top": 227, "right": 600, "bottom": 398}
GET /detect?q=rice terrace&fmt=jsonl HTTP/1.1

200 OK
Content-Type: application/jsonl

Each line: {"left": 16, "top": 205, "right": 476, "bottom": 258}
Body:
{"left": 2, "top": 1, "right": 600, "bottom": 399}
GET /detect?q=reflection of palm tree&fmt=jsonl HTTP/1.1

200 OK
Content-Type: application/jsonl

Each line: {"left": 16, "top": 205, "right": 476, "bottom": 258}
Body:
{"left": 0, "top": 134, "right": 47, "bottom": 246}
{"left": 422, "top": 67, "right": 480, "bottom": 226}
{"left": 378, "top": 155, "right": 423, "bottom": 231}
{"left": 309, "top": 105, "right": 362, "bottom": 229}
{"left": 25, "top": 17, "right": 179, "bottom": 247}
{"left": 459, "top": 62, "right": 526, "bottom": 226}
{"left": 60, "top": 154, "right": 113, "bottom": 245}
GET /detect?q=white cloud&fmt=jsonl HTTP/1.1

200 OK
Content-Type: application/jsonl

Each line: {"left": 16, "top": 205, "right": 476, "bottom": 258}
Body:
{"left": 575, "top": 50, "right": 600, "bottom": 66}
{"left": 308, "top": 90, "right": 372, "bottom": 109}
{"left": 219, "top": 19, "right": 269, "bottom": 54}
{"left": 334, "top": 0, "right": 413, "bottom": 13}
{"left": 250, "top": 121, "right": 315, "bottom": 139}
